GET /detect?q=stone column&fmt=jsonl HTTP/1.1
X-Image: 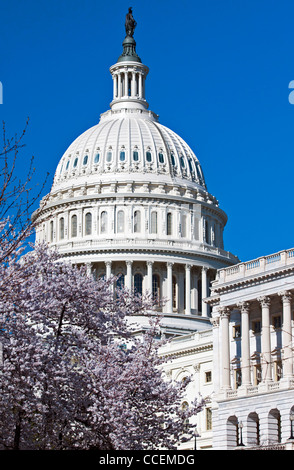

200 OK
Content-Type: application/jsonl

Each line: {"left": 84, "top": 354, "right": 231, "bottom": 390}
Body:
{"left": 86, "top": 262, "right": 93, "bottom": 278}
{"left": 147, "top": 261, "right": 153, "bottom": 295}
{"left": 238, "top": 301, "right": 251, "bottom": 386}
{"left": 202, "top": 267, "right": 209, "bottom": 316}
{"left": 219, "top": 306, "right": 231, "bottom": 389}
{"left": 167, "top": 262, "right": 173, "bottom": 313}
{"left": 105, "top": 261, "right": 112, "bottom": 280}
{"left": 126, "top": 261, "right": 132, "bottom": 290}
{"left": 118, "top": 73, "right": 122, "bottom": 98}
{"left": 279, "top": 291, "right": 293, "bottom": 378}
{"left": 258, "top": 296, "right": 272, "bottom": 382}
{"left": 185, "top": 264, "right": 191, "bottom": 315}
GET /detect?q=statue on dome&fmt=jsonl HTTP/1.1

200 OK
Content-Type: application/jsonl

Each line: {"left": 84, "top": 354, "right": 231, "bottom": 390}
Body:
{"left": 125, "top": 7, "right": 137, "bottom": 37}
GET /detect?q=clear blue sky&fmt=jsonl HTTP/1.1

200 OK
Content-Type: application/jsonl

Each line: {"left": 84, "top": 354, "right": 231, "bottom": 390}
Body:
{"left": 1, "top": 0, "right": 294, "bottom": 263}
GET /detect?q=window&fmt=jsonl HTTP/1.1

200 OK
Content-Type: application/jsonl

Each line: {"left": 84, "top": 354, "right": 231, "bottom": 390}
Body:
{"left": 171, "top": 153, "right": 175, "bottom": 166}
{"left": 150, "top": 211, "right": 157, "bottom": 234}
{"left": 167, "top": 212, "right": 172, "bottom": 235}
{"left": 106, "top": 151, "right": 112, "bottom": 162}
{"left": 188, "top": 159, "right": 193, "bottom": 173}
{"left": 133, "top": 150, "right": 139, "bottom": 161}
{"left": 134, "top": 273, "right": 143, "bottom": 295}
{"left": 180, "top": 156, "right": 185, "bottom": 168}
{"left": 134, "top": 210, "right": 141, "bottom": 233}
{"left": 116, "top": 273, "right": 125, "bottom": 290}
{"left": 152, "top": 274, "right": 160, "bottom": 303}
{"left": 101, "top": 211, "right": 107, "bottom": 233}
{"left": 71, "top": 215, "right": 77, "bottom": 238}
{"left": 59, "top": 217, "right": 64, "bottom": 240}
{"left": 146, "top": 151, "right": 152, "bottom": 162}
{"left": 117, "top": 210, "right": 124, "bottom": 233}
{"left": 94, "top": 153, "right": 100, "bottom": 163}
{"left": 233, "top": 325, "right": 241, "bottom": 339}
{"left": 66, "top": 160, "right": 70, "bottom": 170}
{"left": 158, "top": 152, "right": 164, "bottom": 163}
{"left": 83, "top": 155, "right": 88, "bottom": 165}
{"left": 73, "top": 157, "right": 78, "bottom": 168}
{"left": 205, "top": 371, "right": 212, "bottom": 383}
{"left": 85, "top": 212, "right": 92, "bottom": 235}
{"left": 120, "top": 151, "right": 126, "bottom": 162}
{"left": 235, "top": 368, "right": 242, "bottom": 388}
{"left": 172, "top": 276, "right": 177, "bottom": 309}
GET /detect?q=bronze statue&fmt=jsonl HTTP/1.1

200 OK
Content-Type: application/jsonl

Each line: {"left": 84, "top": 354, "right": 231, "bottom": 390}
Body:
{"left": 125, "top": 7, "right": 137, "bottom": 37}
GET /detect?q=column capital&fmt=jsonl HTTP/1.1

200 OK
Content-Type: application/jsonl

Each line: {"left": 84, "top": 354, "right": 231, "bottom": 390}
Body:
{"left": 126, "top": 260, "right": 133, "bottom": 266}
{"left": 258, "top": 296, "right": 271, "bottom": 308}
{"left": 202, "top": 266, "right": 208, "bottom": 272}
{"left": 167, "top": 261, "right": 174, "bottom": 268}
{"left": 210, "top": 317, "right": 220, "bottom": 328}
{"left": 218, "top": 306, "right": 231, "bottom": 318}
{"left": 185, "top": 263, "right": 192, "bottom": 271}
{"left": 279, "top": 290, "right": 292, "bottom": 303}
{"left": 105, "top": 261, "right": 112, "bottom": 267}
{"left": 147, "top": 260, "right": 154, "bottom": 266}
{"left": 237, "top": 301, "right": 250, "bottom": 313}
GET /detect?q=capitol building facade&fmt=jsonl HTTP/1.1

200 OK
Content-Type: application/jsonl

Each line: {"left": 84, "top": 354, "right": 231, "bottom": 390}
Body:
{"left": 34, "top": 14, "right": 294, "bottom": 450}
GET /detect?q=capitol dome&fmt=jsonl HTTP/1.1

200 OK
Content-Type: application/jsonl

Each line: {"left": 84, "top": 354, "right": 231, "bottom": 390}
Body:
{"left": 34, "top": 14, "right": 238, "bottom": 335}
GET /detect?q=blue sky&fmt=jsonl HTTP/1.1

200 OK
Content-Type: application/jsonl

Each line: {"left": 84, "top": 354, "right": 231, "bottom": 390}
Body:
{"left": 1, "top": 0, "right": 294, "bottom": 263}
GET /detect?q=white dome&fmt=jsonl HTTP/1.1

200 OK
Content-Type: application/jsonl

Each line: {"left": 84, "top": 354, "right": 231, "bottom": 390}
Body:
{"left": 52, "top": 109, "right": 206, "bottom": 192}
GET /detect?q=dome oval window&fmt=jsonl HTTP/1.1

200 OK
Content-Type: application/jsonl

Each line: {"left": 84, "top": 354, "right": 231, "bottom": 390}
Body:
{"left": 120, "top": 151, "right": 126, "bottom": 162}
{"left": 94, "top": 153, "right": 100, "bottom": 164}
{"left": 180, "top": 156, "right": 185, "bottom": 168}
{"left": 133, "top": 150, "right": 139, "bottom": 161}
{"left": 146, "top": 151, "right": 152, "bottom": 162}
{"left": 73, "top": 157, "right": 78, "bottom": 168}
{"left": 188, "top": 159, "right": 193, "bottom": 173}
{"left": 170, "top": 154, "right": 176, "bottom": 166}
{"left": 83, "top": 155, "right": 88, "bottom": 165}
{"left": 158, "top": 152, "right": 164, "bottom": 164}
{"left": 106, "top": 151, "right": 112, "bottom": 162}
{"left": 66, "top": 160, "right": 70, "bottom": 171}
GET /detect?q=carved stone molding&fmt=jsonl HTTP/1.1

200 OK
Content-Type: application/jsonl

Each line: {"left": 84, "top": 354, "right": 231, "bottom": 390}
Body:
{"left": 257, "top": 296, "right": 271, "bottom": 308}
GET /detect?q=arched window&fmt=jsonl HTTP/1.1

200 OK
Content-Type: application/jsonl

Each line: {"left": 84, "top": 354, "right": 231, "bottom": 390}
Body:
{"left": 94, "top": 153, "right": 100, "bottom": 164}
{"left": 73, "top": 157, "right": 78, "bottom": 168}
{"left": 106, "top": 151, "right": 112, "bottom": 162}
{"left": 101, "top": 211, "right": 108, "bottom": 233}
{"left": 167, "top": 212, "right": 172, "bottom": 236}
{"left": 133, "top": 150, "right": 139, "bottom": 161}
{"left": 227, "top": 416, "right": 238, "bottom": 449}
{"left": 59, "top": 217, "right": 64, "bottom": 240}
{"left": 146, "top": 151, "right": 152, "bottom": 162}
{"left": 117, "top": 210, "right": 124, "bottom": 233}
{"left": 134, "top": 273, "right": 143, "bottom": 295}
{"left": 268, "top": 409, "right": 282, "bottom": 443}
{"left": 71, "top": 215, "right": 77, "bottom": 238}
{"left": 180, "top": 156, "right": 185, "bottom": 168}
{"left": 120, "top": 150, "right": 126, "bottom": 162}
{"left": 66, "top": 160, "right": 70, "bottom": 171}
{"left": 158, "top": 152, "right": 164, "bottom": 163}
{"left": 151, "top": 211, "right": 157, "bottom": 234}
{"left": 83, "top": 155, "right": 88, "bottom": 165}
{"left": 134, "top": 210, "right": 141, "bottom": 233}
{"left": 171, "top": 153, "right": 175, "bottom": 166}
{"left": 152, "top": 274, "right": 160, "bottom": 303}
{"left": 85, "top": 212, "right": 92, "bottom": 235}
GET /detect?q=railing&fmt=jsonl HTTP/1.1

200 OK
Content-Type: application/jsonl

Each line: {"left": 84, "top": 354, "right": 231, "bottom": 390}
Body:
{"left": 218, "top": 247, "right": 294, "bottom": 283}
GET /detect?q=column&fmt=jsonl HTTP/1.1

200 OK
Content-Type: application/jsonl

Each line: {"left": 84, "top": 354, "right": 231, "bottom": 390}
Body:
{"left": 238, "top": 301, "right": 251, "bottom": 386}
{"left": 124, "top": 71, "right": 128, "bottom": 96}
{"left": 258, "top": 296, "right": 272, "bottom": 382}
{"left": 147, "top": 261, "right": 153, "bottom": 295}
{"left": 86, "top": 262, "right": 93, "bottom": 278}
{"left": 126, "top": 261, "right": 132, "bottom": 290}
{"left": 185, "top": 264, "right": 191, "bottom": 315}
{"left": 167, "top": 262, "right": 173, "bottom": 313}
{"left": 131, "top": 71, "right": 136, "bottom": 97}
{"left": 219, "top": 306, "right": 231, "bottom": 389}
{"left": 113, "top": 74, "right": 117, "bottom": 99}
{"left": 202, "top": 267, "right": 209, "bottom": 316}
{"left": 279, "top": 291, "right": 293, "bottom": 378}
{"left": 105, "top": 261, "right": 112, "bottom": 280}
{"left": 139, "top": 73, "right": 142, "bottom": 98}
{"left": 118, "top": 73, "right": 122, "bottom": 98}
